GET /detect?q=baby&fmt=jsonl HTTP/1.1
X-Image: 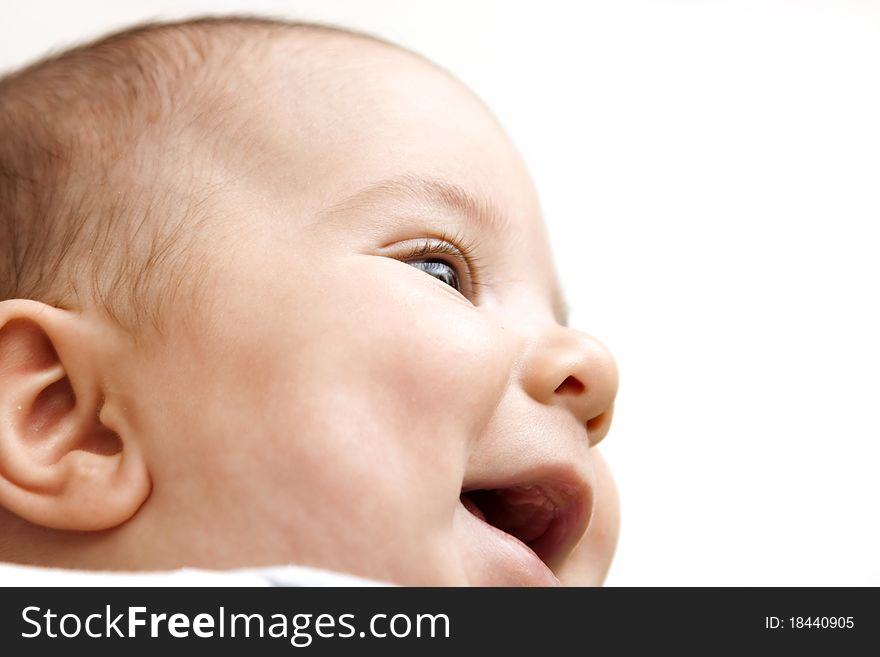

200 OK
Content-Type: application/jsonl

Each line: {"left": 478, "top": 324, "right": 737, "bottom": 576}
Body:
{"left": 0, "top": 16, "right": 619, "bottom": 586}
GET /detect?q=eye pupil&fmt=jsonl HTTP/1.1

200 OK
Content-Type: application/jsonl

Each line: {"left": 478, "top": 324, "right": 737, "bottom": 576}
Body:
{"left": 411, "top": 259, "right": 460, "bottom": 291}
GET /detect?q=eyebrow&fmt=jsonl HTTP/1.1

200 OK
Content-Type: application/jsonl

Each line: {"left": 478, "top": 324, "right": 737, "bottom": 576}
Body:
{"left": 322, "top": 173, "right": 509, "bottom": 236}
{"left": 321, "top": 173, "right": 569, "bottom": 326}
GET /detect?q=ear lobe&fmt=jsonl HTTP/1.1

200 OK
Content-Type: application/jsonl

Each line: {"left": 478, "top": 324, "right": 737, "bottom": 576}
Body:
{"left": 0, "top": 300, "right": 151, "bottom": 531}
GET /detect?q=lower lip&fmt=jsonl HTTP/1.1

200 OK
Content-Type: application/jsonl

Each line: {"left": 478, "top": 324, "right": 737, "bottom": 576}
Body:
{"left": 457, "top": 500, "right": 561, "bottom": 587}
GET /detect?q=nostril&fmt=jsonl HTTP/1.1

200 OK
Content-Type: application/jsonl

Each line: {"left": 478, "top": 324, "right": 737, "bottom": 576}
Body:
{"left": 554, "top": 375, "right": 585, "bottom": 395}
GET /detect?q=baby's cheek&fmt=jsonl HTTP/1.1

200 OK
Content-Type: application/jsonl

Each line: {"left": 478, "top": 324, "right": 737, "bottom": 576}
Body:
{"left": 352, "top": 311, "right": 509, "bottom": 517}
{"left": 378, "top": 309, "right": 509, "bottom": 432}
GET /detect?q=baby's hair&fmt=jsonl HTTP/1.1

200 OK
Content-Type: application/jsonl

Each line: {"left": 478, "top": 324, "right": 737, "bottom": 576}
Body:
{"left": 0, "top": 16, "right": 393, "bottom": 341}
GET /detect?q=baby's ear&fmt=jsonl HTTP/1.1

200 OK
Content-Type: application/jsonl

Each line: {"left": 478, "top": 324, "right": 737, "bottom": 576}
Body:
{"left": 0, "top": 299, "right": 150, "bottom": 530}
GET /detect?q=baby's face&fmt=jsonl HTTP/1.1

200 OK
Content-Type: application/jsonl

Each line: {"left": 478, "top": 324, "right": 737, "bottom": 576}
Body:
{"left": 128, "top": 39, "right": 619, "bottom": 585}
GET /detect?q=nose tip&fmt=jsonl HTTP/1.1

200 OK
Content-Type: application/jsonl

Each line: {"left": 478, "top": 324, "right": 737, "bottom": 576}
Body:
{"left": 522, "top": 327, "right": 619, "bottom": 446}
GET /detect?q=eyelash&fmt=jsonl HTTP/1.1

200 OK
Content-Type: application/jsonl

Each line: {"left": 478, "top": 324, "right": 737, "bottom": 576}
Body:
{"left": 400, "top": 230, "right": 485, "bottom": 298}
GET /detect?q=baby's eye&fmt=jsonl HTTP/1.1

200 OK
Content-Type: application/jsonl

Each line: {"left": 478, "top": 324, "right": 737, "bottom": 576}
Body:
{"left": 408, "top": 259, "right": 461, "bottom": 292}
{"left": 394, "top": 235, "right": 481, "bottom": 299}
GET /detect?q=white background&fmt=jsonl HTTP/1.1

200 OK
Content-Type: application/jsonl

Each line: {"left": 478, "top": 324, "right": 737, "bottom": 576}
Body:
{"left": 2, "top": 1, "right": 878, "bottom": 586}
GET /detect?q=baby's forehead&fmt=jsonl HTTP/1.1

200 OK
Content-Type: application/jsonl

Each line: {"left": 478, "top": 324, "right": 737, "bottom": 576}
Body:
{"left": 237, "top": 34, "right": 488, "bottom": 139}
{"left": 171, "top": 35, "right": 534, "bottom": 217}
{"left": 224, "top": 38, "right": 551, "bottom": 260}
{"left": 150, "top": 27, "right": 497, "bottom": 182}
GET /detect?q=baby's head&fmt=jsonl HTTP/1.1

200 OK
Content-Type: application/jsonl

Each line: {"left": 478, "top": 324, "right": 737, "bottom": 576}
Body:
{"left": 0, "top": 17, "right": 618, "bottom": 585}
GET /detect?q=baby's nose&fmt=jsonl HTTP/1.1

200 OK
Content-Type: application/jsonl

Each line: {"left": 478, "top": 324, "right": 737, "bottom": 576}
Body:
{"left": 520, "top": 326, "right": 618, "bottom": 446}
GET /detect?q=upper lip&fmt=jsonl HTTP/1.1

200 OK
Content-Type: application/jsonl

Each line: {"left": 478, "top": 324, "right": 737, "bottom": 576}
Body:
{"left": 460, "top": 466, "right": 594, "bottom": 573}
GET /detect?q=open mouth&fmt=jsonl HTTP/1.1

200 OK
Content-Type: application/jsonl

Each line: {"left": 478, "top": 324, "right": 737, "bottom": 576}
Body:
{"left": 460, "top": 483, "right": 585, "bottom": 572}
